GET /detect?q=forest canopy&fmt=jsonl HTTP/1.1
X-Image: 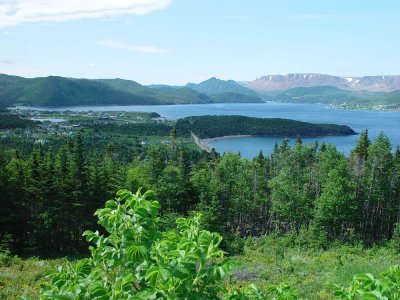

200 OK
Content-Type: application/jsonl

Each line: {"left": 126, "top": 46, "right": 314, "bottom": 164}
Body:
{"left": 175, "top": 115, "right": 356, "bottom": 139}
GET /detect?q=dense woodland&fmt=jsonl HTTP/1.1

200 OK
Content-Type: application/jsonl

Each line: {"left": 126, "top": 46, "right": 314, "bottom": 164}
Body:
{"left": 0, "top": 126, "right": 399, "bottom": 257}
{"left": 176, "top": 115, "right": 356, "bottom": 138}
{"left": 0, "top": 114, "right": 38, "bottom": 129}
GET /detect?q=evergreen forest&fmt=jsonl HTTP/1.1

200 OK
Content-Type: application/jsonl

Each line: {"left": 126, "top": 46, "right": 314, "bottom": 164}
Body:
{"left": 0, "top": 111, "right": 400, "bottom": 299}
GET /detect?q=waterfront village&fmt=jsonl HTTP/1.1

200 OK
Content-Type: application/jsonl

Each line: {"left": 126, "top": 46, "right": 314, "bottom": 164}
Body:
{"left": 1, "top": 109, "right": 169, "bottom": 146}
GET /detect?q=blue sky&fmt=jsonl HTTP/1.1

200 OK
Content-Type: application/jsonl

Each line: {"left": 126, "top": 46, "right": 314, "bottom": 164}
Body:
{"left": 0, "top": 0, "right": 399, "bottom": 84}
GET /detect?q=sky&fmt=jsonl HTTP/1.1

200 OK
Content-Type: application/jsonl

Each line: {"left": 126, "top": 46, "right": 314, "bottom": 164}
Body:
{"left": 0, "top": 0, "right": 399, "bottom": 85}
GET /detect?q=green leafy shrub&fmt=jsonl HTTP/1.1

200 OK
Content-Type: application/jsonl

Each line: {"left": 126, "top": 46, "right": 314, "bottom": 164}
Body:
{"left": 227, "top": 283, "right": 298, "bottom": 300}
{"left": 0, "top": 233, "right": 14, "bottom": 267}
{"left": 39, "top": 189, "right": 275, "bottom": 299}
{"left": 335, "top": 265, "right": 400, "bottom": 299}
{"left": 388, "top": 223, "right": 400, "bottom": 253}
{"left": 0, "top": 249, "right": 12, "bottom": 267}
{"left": 222, "top": 234, "right": 245, "bottom": 256}
{"left": 295, "top": 223, "right": 328, "bottom": 250}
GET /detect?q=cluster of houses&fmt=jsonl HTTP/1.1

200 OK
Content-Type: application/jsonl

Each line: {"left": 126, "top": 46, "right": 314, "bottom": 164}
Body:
{"left": 2, "top": 109, "right": 169, "bottom": 147}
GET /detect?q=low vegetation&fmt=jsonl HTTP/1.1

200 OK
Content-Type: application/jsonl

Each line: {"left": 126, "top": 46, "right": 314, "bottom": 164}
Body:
{"left": 0, "top": 254, "right": 69, "bottom": 299}
{"left": 234, "top": 235, "right": 400, "bottom": 299}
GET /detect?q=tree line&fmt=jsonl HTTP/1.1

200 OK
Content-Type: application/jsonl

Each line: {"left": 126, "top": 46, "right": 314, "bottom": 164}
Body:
{"left": 0, "top": 129, "right": 399, "bottom": 256}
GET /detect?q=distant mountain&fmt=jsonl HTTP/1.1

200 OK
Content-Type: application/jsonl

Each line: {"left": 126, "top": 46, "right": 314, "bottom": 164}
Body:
{"left": 0, "top": 75, "right": 158, "bottom": 106}
{"left": 96, "top": 78, "right": 150, "bottom": 95}
{"left": 0, "top": 74, "right": 213, "bottom": 107}
{"left": 185, "top": 77, "right": 263, "bottom": 103}
{"left": 146, "top": 84, "right": 181, "bottom": 89}
{"left": 152, "top": 87, "right": 211, "bottom": 104}
{"left": 187, "top": 77, "right": 262, "bottom": 97}
{"left": 243, "top": 73, "right": 400, "bottom": 93}
{"left": 1, "top": 73, "right": 399, "bottom": 109}
{"left": 98, "top": 78, "right": 211, "bottom": 104}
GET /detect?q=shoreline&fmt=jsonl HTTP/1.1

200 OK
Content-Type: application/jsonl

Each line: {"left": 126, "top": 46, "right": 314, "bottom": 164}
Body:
{"left": 191, "top": 133, "right": 252, "bottom": 152}
{"left": 190, "top": 132, "right": 211, "bottom": 153}
{"left": 202, "top": 135, "right": 252, "bottom": 142}
{"left": 193, "top": 132, "right": 359, "bottom": 152}
{"left": 10, "top": 102, "right": 400, "bottom": 113}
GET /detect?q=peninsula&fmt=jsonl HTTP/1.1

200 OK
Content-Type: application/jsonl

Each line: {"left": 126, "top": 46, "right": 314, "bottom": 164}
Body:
{"left": 176, "top": 115, "right": 356, "bottom": 141}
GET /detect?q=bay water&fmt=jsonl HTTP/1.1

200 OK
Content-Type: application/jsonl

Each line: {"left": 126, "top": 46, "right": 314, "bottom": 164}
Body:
{"left": 16, "top": 103, "right": 400, "bottom": 159}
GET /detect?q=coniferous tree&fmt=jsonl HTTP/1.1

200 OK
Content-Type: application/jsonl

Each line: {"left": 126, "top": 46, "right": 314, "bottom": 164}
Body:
{"left": 252, "top": 151, "right": 271, "bottom": 233}
{"left": 6, "top": 151, "right": 27, "bottom": 252}
{"left": 363, "top": 132, "right": 393, "bottom": 242}
{"left": 0, "top": 151, "right": 10, "bottom": 248}
{"left": 315, "top": 158, "right": 357, "bottom": 239}
{"left": 147, "top": 147, "right": 166, "bottom": 182}
{"left": 350, "top": 129, "right": 371, "bottom": 202}
{"left": 393, "top": 147, "right": 400, "bottom": 225}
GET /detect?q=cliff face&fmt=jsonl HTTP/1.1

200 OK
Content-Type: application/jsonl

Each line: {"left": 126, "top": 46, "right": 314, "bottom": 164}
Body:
{"left": 243, "top": 74, "right": 400, "bottom": 92}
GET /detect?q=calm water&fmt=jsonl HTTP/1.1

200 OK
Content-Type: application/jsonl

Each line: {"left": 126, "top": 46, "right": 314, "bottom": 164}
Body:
{"left": 16, "top": 103, "right": 400, "bottom": 159}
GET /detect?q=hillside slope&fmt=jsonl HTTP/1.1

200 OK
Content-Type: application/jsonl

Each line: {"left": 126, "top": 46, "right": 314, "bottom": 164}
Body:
{"left": 0, "top": 74, "right": 211, "bottom": 106}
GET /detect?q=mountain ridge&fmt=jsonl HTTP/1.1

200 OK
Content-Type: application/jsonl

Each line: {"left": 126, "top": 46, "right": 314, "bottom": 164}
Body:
{"left": 0, "top": 73, "right": 399, "bottom": 109}
{"left": 0, "top": 74, "right": 264, "bottom": 107}
{"left": 243, "top": 73, "right": 400, "bottom": 93}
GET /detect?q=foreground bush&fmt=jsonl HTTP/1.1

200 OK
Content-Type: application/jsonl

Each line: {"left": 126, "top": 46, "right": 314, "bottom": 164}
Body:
{"left": 335, "top": 265, "right": 400, "bottom": 299}
{"left": 39, "top": 189, "right": 400, "bottom": 299}
{"left": 40, "top": 189, "right": 288, "bottom": 299}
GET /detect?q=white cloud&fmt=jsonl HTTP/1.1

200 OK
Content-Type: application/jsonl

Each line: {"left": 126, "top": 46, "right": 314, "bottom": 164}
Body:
{"left": 99, "top": 39, "right": 167, "bottom": 54}
{"left": 0, "top": 0, "right": 172, "bottom": 28}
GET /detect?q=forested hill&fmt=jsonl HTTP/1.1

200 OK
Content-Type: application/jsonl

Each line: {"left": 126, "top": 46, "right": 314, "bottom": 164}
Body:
{"left": 176, "top": 115, "right": 356, "bottom": 139}
{"left": 0, "top": 74, "right": 211, "bottom": 107}
{"left": 0, "top": 74, "right": 262, "bottom": 107}
{"left": 185, "top": 77, "right": 264, "bottom": 103}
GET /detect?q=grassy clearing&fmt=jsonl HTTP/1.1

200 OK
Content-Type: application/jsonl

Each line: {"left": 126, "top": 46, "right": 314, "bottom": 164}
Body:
{"left": 0, "top": 254, "right": 69, "bottom": 300}
{"left": 229, "top": 237, "right": 400, "bottom": 299}
{"left": 1, "top": 240, "right": 399, "bottom": 299}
